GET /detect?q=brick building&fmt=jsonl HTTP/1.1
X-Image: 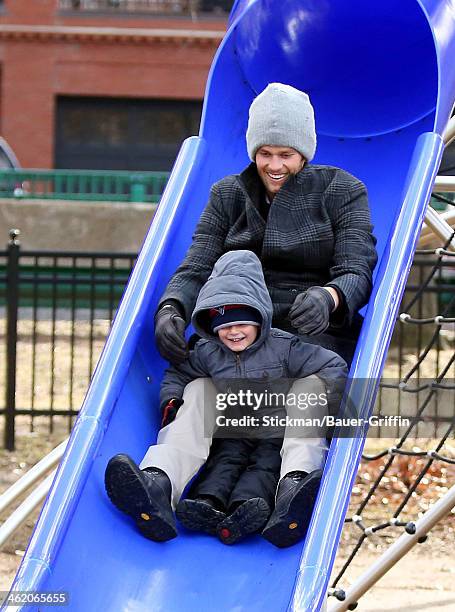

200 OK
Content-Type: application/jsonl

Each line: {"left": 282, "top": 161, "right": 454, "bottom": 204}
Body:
{"left": 0, "top": 0, "right": 232, "bottom": 170}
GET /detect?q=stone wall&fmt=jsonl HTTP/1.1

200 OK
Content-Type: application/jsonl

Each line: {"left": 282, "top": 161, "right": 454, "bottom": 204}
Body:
{"left": 0, "top": 199, "right": 157, "bottom": 253}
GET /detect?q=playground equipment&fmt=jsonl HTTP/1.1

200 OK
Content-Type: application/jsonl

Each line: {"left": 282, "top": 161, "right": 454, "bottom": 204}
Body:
{"left": 3, "top": 1, "right": 455, "bottom": 610}
{"left": 0, "top": 441, "right": 67, "bottom": 550}
{"left": 330, "top": 487, "right": 455, "bottom": 610}
{"left": 328, "top": 222, "right": 455, "bottom": 609}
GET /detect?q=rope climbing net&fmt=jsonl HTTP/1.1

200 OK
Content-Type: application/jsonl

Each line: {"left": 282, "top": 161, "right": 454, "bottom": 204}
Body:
{"left": 328, "top": 223, "right": 455, "bottom": 609}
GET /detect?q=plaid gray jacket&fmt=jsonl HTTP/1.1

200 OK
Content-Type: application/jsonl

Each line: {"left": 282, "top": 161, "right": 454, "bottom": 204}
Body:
{"left": 160, "top": 162, "right": 378, "bottom": 331}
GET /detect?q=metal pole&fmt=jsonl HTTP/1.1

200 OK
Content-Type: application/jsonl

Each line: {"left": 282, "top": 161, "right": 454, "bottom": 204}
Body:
{"left": 130, "top": 173, "right": 147, "bottom": 202}
{"left": 0, "top": 471, "right": 56, "bottom": 551}
{"left": 421, "top": 118, "right": 455, "bottom": 249}
{"left": 428, "top": 175, "right": 455, "bottom": 251}
{"left": 4, "top": 229, "right": 21, "bottom": 451}
{"left": 433, "top": 175, "right": 455, "bottom": 192}
{"left": 328, "top": 485, "right": 455, "bottom": 611}
{"left": 419, "top": 208, "right": 455, "bottom": 248}
{"left": 424, "top": 206, "right": 455, "bottom": 251}
{"left": 0, "top": 439, "right": 67, "bottom": 514}
{"left": 442, "top": 115, "right": 455, "bottom": 146}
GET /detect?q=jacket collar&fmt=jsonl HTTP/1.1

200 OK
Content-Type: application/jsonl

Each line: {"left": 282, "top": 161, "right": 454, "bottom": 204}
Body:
{"left": 238, "top": 163, "right": 265, "bottom": 209}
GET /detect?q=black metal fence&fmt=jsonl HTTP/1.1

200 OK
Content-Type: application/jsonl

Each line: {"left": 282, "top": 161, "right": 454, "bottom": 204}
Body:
{"left": 0, "top": 231, "right": 453, "bottom": 449}
{"left": 0, "top": 230, "right": 136, "bottom": 450}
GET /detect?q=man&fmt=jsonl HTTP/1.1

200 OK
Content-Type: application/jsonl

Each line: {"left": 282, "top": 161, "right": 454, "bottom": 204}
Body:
{"left": 155, "top": 82, "right": 377, "bottom": 366}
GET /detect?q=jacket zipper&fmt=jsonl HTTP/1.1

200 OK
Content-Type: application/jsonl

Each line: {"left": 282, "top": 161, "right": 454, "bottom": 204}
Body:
{"left": 235, "top": 354, "right": 241, "bottom": 375}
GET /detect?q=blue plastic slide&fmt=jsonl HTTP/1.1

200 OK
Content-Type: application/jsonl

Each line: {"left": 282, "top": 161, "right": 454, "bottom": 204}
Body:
{"left": 5, "top": 1, "right": 455, "bottom": 610}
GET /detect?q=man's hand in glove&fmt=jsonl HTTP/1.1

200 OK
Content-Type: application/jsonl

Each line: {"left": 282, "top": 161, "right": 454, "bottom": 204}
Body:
{"left": 155, "top": 303, "right": 188, "bottom": 364}
{"left": 288, "top": 286, "right": 336, "bottom": 336}
{"left": 161, "top": 398, "right": 184, "bottom": 428}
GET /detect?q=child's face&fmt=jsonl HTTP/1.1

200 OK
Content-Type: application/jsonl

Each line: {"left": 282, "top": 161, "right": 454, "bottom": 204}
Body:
{"left": 217, "top": 324, "right": 258, "bottom": 352}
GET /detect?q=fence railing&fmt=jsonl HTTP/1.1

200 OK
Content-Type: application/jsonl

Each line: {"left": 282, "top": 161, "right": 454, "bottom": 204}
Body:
{"left": 2, "top": 169, "right": 452, "bottom": 212}
{"left": 58, "top": 1, "right": 234, "bottom": 16}
{"left": 0, "top": 231, "right": 453, "bottom": 449}
{"left": 0, "top": 169, "right": 169, "bottom": 203}
{"left": 0, "top": 230, "right": 136, "bottom": 450}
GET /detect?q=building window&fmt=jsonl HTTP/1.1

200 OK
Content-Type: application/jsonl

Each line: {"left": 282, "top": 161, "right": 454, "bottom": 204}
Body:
{"left": 55, "top": 96, "right": 202, "bottom": 171}
{"left": 58, "top": 1, "right": 234, "bottom": 16}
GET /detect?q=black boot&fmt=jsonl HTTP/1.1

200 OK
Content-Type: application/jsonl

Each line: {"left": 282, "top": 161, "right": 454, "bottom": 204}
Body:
{"left": 176, "top": 495, "right": 226, "bottom": 535}
{"left": 261, "top": 469, "right": 323, "bottom": 548}
{"left": 217, "top": 498, "right": 271, "bottom": 545}
{"left": 104, "top": 453, "right": 177, "bottom": 542}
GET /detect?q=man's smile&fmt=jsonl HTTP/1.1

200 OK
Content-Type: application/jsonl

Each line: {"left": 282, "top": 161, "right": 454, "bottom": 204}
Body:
{"left": 267, "top": 172, "right": 287, "bottom": 181}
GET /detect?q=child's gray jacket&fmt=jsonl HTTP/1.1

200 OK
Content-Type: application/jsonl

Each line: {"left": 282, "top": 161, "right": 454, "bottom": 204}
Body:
{"left": 160, "top": 250, "right": 348, "bottom": 417}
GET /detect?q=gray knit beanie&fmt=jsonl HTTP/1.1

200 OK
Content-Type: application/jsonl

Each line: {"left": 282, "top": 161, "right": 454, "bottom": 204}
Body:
{"left": 246, "top": 83, "right": 316, "bottom": 162}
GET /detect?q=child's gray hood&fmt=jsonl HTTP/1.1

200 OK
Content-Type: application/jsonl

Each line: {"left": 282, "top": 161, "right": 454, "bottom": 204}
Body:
{"left": 192, "top": 250, "right": 272, "bottom": 350}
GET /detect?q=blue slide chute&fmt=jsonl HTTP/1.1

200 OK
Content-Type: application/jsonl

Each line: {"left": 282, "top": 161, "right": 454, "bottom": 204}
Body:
{"left": 6, "top": 2, "right": 455, "bottom": 610}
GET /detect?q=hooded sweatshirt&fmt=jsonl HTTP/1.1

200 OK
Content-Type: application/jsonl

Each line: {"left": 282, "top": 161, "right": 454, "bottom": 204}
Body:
{"left": 160, "top": 250, "right": 348, "bottom": 417}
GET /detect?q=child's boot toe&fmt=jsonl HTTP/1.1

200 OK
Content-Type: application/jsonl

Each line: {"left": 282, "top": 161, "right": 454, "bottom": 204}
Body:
{"left": 104, "top": 453, "right": 177, "bottom": 542}
{"left": 217, "top": 497, "right": 271, "bottom": 545}
{"left": 176, "top": 497, "right": 226, "bottom": 535}
{"left": 261, "top": 469, "right": 322, "bottom": 548}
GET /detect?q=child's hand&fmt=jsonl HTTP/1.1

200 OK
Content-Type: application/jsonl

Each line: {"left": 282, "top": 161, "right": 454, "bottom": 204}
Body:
{"left": 161, "top": 398, "right": 184, "bottom": 428}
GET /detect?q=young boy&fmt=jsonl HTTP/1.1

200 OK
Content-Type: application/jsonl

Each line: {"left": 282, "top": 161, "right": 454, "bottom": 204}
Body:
{"left": 105, "top": 250, "right": 347, "bottom": 547}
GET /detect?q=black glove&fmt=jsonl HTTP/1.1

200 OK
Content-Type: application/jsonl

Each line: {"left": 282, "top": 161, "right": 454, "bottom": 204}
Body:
{"left": 161, "top": 398, "right": 184, "bottom": 428}
{"left": 154, "top": 303, "right": 188, "bottom": 364}
{"left": 288, "top": 286, "right": 335, "bottom": 336}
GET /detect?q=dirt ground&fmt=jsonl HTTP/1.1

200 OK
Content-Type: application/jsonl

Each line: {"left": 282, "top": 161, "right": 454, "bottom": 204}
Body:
{"left": 0, "top": 421, "right": 454, "bottom": 610}
{"left": 0, "top": 320, "right": 453, "bottom": 609}
{"left": 0, "top": 419, "right": 69, "bottom": 591}
{"left": 0, "top": 317, "right": 110, "bottom": 414}
{"left": 331, "top": 545, "right": 455, "bottom": 611}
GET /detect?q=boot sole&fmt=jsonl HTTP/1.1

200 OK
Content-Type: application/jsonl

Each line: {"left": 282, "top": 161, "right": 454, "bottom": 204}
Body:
{"left": 217, "top": 498, "right": 271, "bottom": 545}
{"left": 262, "top": 472, "right": 322, "bottom": 548}
{"left": 176, "top": 499, "right": 226, "bottom": 535}
{"left": 105, "top": 454, "right": 177, "bottom": 542}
